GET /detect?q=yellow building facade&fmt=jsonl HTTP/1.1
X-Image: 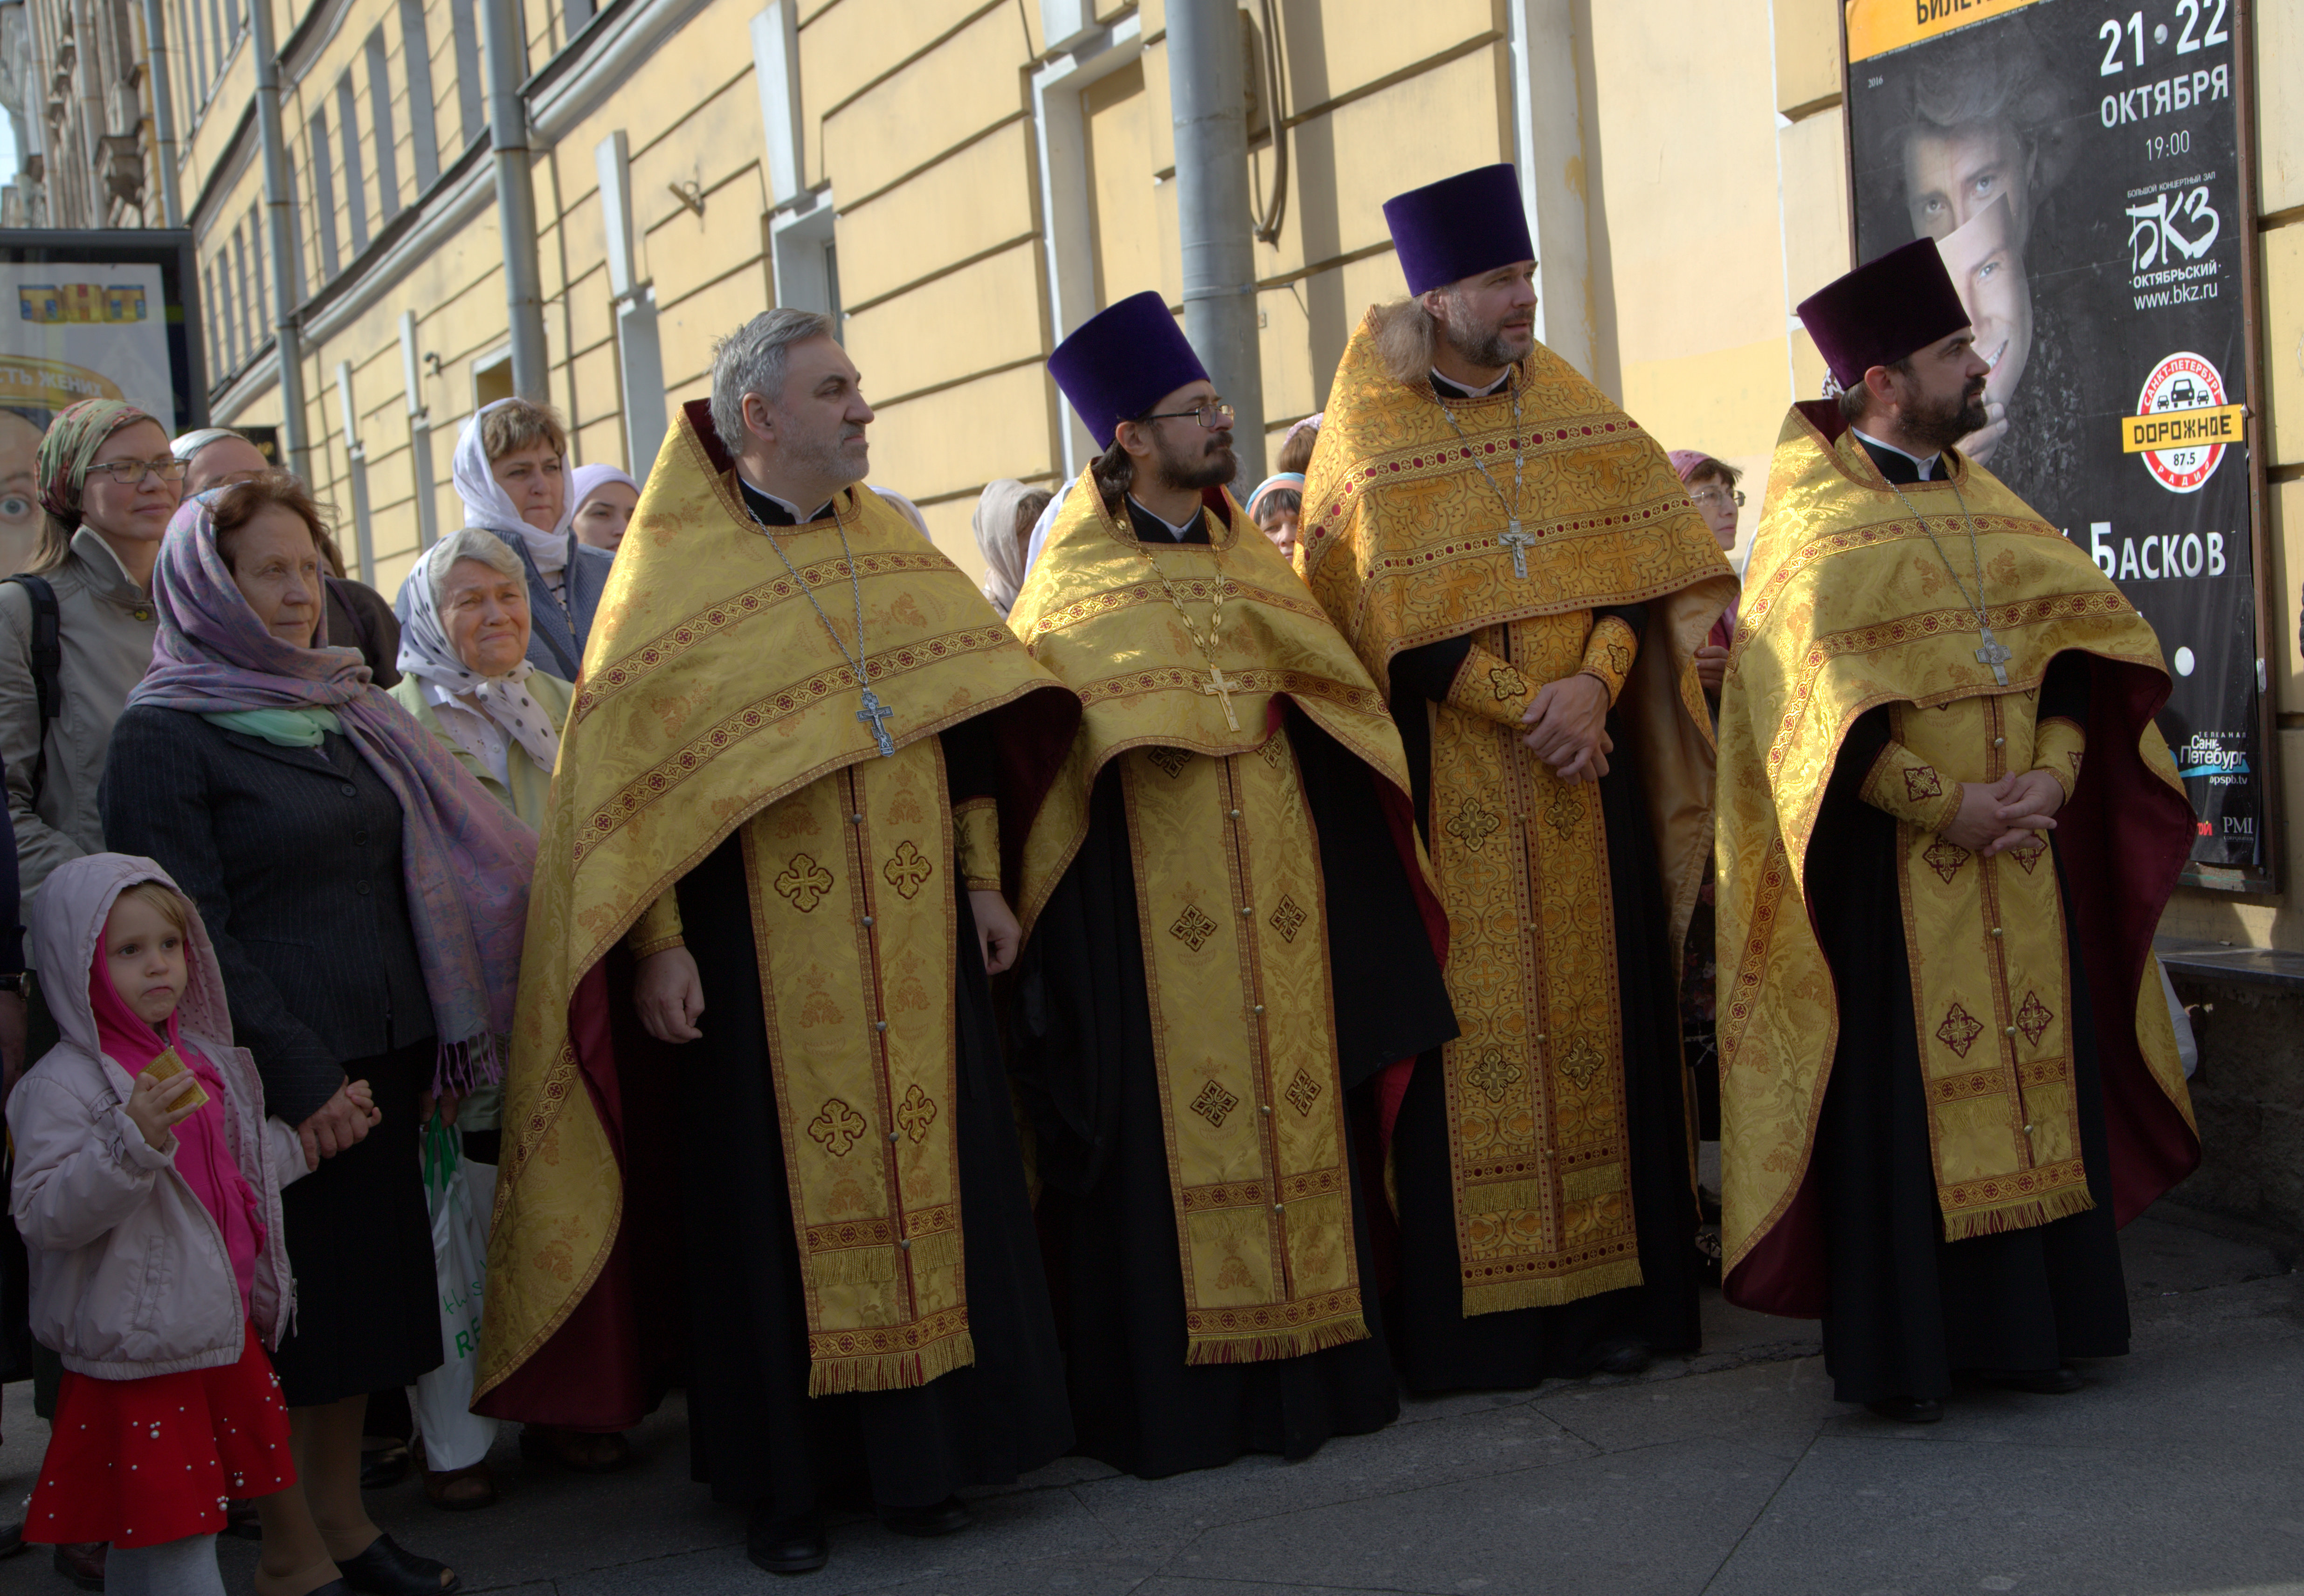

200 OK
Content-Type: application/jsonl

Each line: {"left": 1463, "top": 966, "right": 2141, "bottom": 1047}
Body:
{"left": 122, "top": 0, "right": 2297, "bottom": 957}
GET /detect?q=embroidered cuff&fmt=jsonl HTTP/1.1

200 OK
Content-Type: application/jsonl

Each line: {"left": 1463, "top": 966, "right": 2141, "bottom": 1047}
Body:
{"left": 1858, "top": 739, "right": 1964, "bottom": 833}
{"left": 628, "top": 889, "right": 685, "bottom": 958}
{"left": 2033, "top": 717, "right": 2086, "bottom": 801}
{"left": 1579, "top": 615, "right": 1639, "bottom": 706}
{"left": 954, "top": 798, "right": 1001, "bottom": 893}
{"left": 1445, "top": 644, "right": 1542, "bottom": 728}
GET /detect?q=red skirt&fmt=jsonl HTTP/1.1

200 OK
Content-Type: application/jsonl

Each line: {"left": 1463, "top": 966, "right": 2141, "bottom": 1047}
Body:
{"left": 27, "top": 1321, "right": 296, "bottom": 1548}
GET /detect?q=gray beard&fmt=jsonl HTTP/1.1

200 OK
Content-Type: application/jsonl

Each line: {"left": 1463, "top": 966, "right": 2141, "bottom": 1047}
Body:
{"left": 1441, "top": 311, "right": 1523, "bottom": 373}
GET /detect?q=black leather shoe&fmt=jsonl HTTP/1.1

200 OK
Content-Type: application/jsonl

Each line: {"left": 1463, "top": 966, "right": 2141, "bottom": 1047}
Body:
{"left": 877, "top": 1496, "right": 973, "bottom": 1538}
{"left": 1593, "top": 1341, "right": 1652, "bottom": 1377}
{"left": 0, "top": 1521, "right": 23, "bottom": 1559}
{"left": 223, "top": 1497, "right": 264, "bottom": 1540}
{"left": 1866, "top": 1395, "right": 1945, "bottom": 1424}
{"left": 336, "top": 1532, "right": 464, "bottom": 1594}
{"left": 53, "top": 1543, "right": 105, "bottom": 1591}
{"left": 1983, "top": 1367, "right": 2085, "bottom": 1394}
{"left": 747, "top": 1509, "right": 828, "bottom": 1575}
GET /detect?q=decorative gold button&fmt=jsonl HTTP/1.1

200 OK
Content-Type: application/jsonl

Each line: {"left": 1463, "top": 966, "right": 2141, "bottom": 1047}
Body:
{"left": 1990, "top": 927, "right": 2004, "bottom": 938}
{"left": 1994, "top": 737, "right": 2006, "bottom": 748}
{"left": 861, "top": 915, "right": 874, "bottom": 927}
{"left": 1272, "top": 1203, "right": 1283, "bottom": 1213}
{"left": 1252, "top": 1004, "right": 1265, "bottom": 1015}
{"left": 1260, "top": 1104, "right": 1272, "bottom": 1115}
{"left": 1228, "top": 808, "right": 1242, "bottom": 819}
{"left": 875, "top": 1020, "right": 887, "bottom": 1032}
{"left": 2004, "top": 1025, "right": 2018, "bottom": 1037}
{"left": 898, "top": 1238, "right": 911, "bottom": 1250}
{"left": 887, "top": 1131, "right": 899, "bottom": 1143}
{"left": 1240, "top": 906, "right": 1253, "bottom": 916}
{"left": 849, "top": 812, "right": 864, "bottom": 824}
{"left": 2023, "top": 1124, "right": 2035, "bottom": 1134}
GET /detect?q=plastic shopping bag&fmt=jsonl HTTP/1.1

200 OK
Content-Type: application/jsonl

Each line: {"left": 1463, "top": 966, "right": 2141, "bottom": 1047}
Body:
{"left": 409, "top": 1115, "right": 498, "bottom": 1472}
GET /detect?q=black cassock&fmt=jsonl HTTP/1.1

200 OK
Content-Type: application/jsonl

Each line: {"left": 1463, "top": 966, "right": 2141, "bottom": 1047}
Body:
{"left": 1009, "top": 505, "right": 1457, "bottom": 1479}
{"left": 1381, "top": 624, "right": 1704, "bottom": 1391}
{"left": 1806, "top": 665, "right": 2130, "bottom": 1407}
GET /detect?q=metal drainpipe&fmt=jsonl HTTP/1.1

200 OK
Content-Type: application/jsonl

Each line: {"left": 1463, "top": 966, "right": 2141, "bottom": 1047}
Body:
{"left": 1166, "top": 0, "right": 1265, "bottom": 488}
{"left": 247, "top": 0, "right": 307, "bottom": 475}
{"left": 481, "top": 0, "right": 548, "bottom": 401}
{"left": 136, "top": 0, "right": 180, "bottom": 224}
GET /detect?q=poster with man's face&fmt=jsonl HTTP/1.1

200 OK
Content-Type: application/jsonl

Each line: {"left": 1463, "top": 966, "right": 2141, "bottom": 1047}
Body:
{"left": 1845, "top": 0, "right": 2263, "bottom": 887}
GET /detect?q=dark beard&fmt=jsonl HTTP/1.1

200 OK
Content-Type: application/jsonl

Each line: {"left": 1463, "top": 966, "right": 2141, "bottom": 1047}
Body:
{"left": 1904, "top": 379, "right": 1991, "bottom": 453}
{"left": 1154, "top": 429, "right": 1237, "bottom": 492}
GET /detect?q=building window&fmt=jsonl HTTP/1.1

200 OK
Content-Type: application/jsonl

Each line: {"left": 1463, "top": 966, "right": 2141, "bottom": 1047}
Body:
{"left": 231, "top": 225, "right": 253, "bottom": 365}
{"left": 564, "top": 0, "right": 593, "bottom": 34}
{"left": 400, "top": 0, "right": 441, "bottom": 189}
{"left": 365, "top": 28, "right": 400, "bottom": 224}
{"left": 246, "top": 204, "right": 268, "bottom": 337}
{"left": 181, "top": 0, "right": 207, "bottom": 101}
{"left": 336, "top": 75, "right": 369, "bottom": 254}
{"left": 214, "top": 249, "right": 237, "bottom": 370}
{"left": 205, "top": 0, "right": 226, "bottom": 83}
{"left": 309, "top": 114, "right": 341, "bottom": 280}
{"left": 201, "top": 262, "right": 221, "bottom": 375}
{"left": 447, "top": 0, "right": 483, "bottom": 150}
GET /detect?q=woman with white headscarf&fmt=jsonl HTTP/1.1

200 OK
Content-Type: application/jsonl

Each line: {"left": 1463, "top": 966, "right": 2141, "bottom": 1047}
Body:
{"left": 388, "top": 529, "right": 566, "bottom": 832}
{"left": 970, "top": 478, "right": 1039, "bottom": 619}
{"left": 450, "top": 399, "right": 614, "bottom": 679}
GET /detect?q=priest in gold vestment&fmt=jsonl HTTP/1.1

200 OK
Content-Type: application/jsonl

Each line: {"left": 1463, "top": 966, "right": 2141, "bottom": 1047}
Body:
{"left": 1303, "top": 166, "right": 1735, "bottom": 1389}
{"left": 1007, "top": 292, "right": 1456, "bottom": 1477}
{"left": 474, "top": 312, "right": 1079, "bottom": 1572}
{"left": 1717, "top": 243, "right": 2201, "bottom": 1422}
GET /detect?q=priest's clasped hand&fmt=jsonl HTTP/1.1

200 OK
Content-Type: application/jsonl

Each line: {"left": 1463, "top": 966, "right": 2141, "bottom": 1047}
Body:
{"left": 635, "top": 946, "right": 707, "bottom": 1043}
{"left": 972, "top": 889, "right": 1022, "bottom": 976}
{"left": 1944, "top": 769, "right": 2066, "bottom": 857}
{"left": 1520, "top": 672, "right": 1614, "bottom": 784}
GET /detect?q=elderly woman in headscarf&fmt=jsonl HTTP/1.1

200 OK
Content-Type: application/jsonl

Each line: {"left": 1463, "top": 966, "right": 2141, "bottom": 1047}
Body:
{"left": 174, "top": 426, "right": 404, "bottom": 685}
{"left": 451, "top": 399, "right": 613, "bottom": 679}
{"left": 970, "top": 478, "right": 1044, "bottom": 619}
{"left": 103, "top": 471, "right": 534, "bottom": 1596}
{"left": 568, "top": 463, "right": 640, "bottom": 556}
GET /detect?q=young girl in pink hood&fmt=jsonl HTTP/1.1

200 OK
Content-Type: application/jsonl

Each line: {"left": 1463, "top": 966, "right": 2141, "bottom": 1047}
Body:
{"left": 7, "top": 853, "right": 373, "bottom": 1596}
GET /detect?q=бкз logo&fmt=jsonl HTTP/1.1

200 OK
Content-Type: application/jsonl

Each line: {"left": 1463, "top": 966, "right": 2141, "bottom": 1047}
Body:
{"left": 2124, "top": 352, "right": 2239, "bottom": 493}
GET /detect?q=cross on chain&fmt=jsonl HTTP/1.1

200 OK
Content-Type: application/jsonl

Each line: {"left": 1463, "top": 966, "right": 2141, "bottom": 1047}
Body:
{"left": 856, "top": 686, "right": 897, "bottom": 757}
{"left": 1974, "top": 628, "right": 2012, "bottom": 688}
{"left": 1196, "top": 666, "right": 1242, "bottom": 732}
{"left": 1498, "top": 522, "right": 1537, "bottom": 579}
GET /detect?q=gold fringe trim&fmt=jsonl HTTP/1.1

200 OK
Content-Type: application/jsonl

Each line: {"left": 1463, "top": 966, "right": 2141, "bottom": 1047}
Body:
{"left": 1460, "top": 1177, "right": 1554, "bottom": 1216}
{"left": 808, "top": 1246, "right": 898, "bottom": 1288}
{"left": 807, "top": 1330, "right": 976, "bottom": 1398}
{"left": 1938, "top": 1183, "right": 2097, "bottom": 1244}
{"left": 1184, "top": 1313, "right": 1370, "bottom": 1366}
{"left": 1460, "top": 1256, "right": 1645, "bottom": 1319}
{"left": 906, "top": 1228, "right": 964, "bottom": 1273}
{"left": 1562, "top": 1163, "right": 1626, "bottom": 1203}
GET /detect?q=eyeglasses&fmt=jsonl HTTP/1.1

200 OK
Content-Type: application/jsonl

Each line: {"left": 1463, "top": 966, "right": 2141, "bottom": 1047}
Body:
{"left": 1140, "top": 400, "right": 1236, "bottom": 431}
{"left": 1689, "top": 487, "right": 1745, "bottom": 510}
{"left": 87, "top": 457, "right": 189, "bottom": 487}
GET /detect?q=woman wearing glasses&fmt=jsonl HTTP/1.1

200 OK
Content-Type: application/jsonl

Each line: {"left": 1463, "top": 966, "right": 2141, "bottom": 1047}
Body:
{"left": 1671, "top": 451, "right": 1745, "bottom": 697}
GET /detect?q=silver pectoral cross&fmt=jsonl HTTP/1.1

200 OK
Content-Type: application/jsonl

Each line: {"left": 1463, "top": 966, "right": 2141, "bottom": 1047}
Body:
{"left": 1975, "top": 627, "right": 2012, "bottom": 688}
{"left": 1197, "top": 666, "right": 1242, "bottom": 732}
{"left": 1499, "top": 520, "right": 1537, "bottom": 579}
{"left": 857, "top": 687, "right": 897, "bottom": 757}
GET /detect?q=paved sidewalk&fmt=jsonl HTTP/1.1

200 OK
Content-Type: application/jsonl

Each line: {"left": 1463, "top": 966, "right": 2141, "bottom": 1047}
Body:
{"left": 1, "top": 1204, "right": 2295, "bottom": 1596}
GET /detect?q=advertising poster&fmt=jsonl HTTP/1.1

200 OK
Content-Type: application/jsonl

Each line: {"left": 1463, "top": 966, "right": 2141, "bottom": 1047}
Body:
{"left": 1843, "top": 0, "right": 2269, "bottom": 887}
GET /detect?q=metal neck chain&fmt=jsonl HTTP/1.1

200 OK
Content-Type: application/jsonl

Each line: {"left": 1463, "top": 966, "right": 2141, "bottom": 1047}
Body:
{"left": 1432, "top": 369, "right": 1525, "bottom": 528}
{"left": 1133, "top": 509, "right": 1228, "bottom": 667}
{"left": 1882, "top": 471, "right": 1990, "bottom": 630}
{"left": 741, "top": 494, "right": 871, "bottom": 691}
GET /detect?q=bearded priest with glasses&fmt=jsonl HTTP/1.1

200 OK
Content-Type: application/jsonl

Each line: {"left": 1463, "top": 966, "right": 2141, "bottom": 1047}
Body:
{"left": 1301, "top": 165, "right": 1735, "bottom": 1393}
{"left": 1715, "top": 241, "right": 2200, "bottom": 1424}
{"left": 1003, "top": 292, "right": 1457, "bottom": 1479}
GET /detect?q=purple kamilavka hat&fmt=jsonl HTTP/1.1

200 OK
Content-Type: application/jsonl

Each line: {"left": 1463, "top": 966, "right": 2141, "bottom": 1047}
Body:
{"left": 1795, "top": 238, "right": 1973, "bottom": 391}
{"left": 1381, "top": 164, "right": 1535, "bottom": 296}
{"left": 1048, "top": 291, "right": 1211, "bottom": 449}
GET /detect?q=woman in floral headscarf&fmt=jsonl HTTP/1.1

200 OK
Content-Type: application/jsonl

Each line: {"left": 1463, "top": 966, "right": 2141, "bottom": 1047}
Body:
{"left": 105, "top": 472, "right": 532, "bottom": 1596}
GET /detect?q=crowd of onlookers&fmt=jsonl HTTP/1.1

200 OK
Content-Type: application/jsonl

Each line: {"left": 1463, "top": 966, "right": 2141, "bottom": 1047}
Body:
{"left": 0, "top": 390, "right": 1753, "bottom": 1596}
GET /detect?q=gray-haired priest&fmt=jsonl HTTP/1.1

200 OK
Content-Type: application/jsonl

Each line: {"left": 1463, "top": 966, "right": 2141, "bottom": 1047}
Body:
{"left": 475, "top": 310, "right": 1079, "bottom": 1574}
{"left": 1004, "top": 291, "right": 1457, "bottom": 1479}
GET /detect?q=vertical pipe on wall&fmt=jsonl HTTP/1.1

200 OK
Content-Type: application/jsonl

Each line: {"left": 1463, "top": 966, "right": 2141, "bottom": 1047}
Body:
{"left": 399, "top": 310, "right": 437, "bottom": 551}
{"left": 481, "top": 0, "right": 547, "bottom": 401}
{"left": 135, "top": 0, "right": 181, "bottom": 225}
{"left": 247, "top": 0, "right": 308, "bottom": 476}
{"left": 1166, "top": 0, "right": 1265, "bottom": 488}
